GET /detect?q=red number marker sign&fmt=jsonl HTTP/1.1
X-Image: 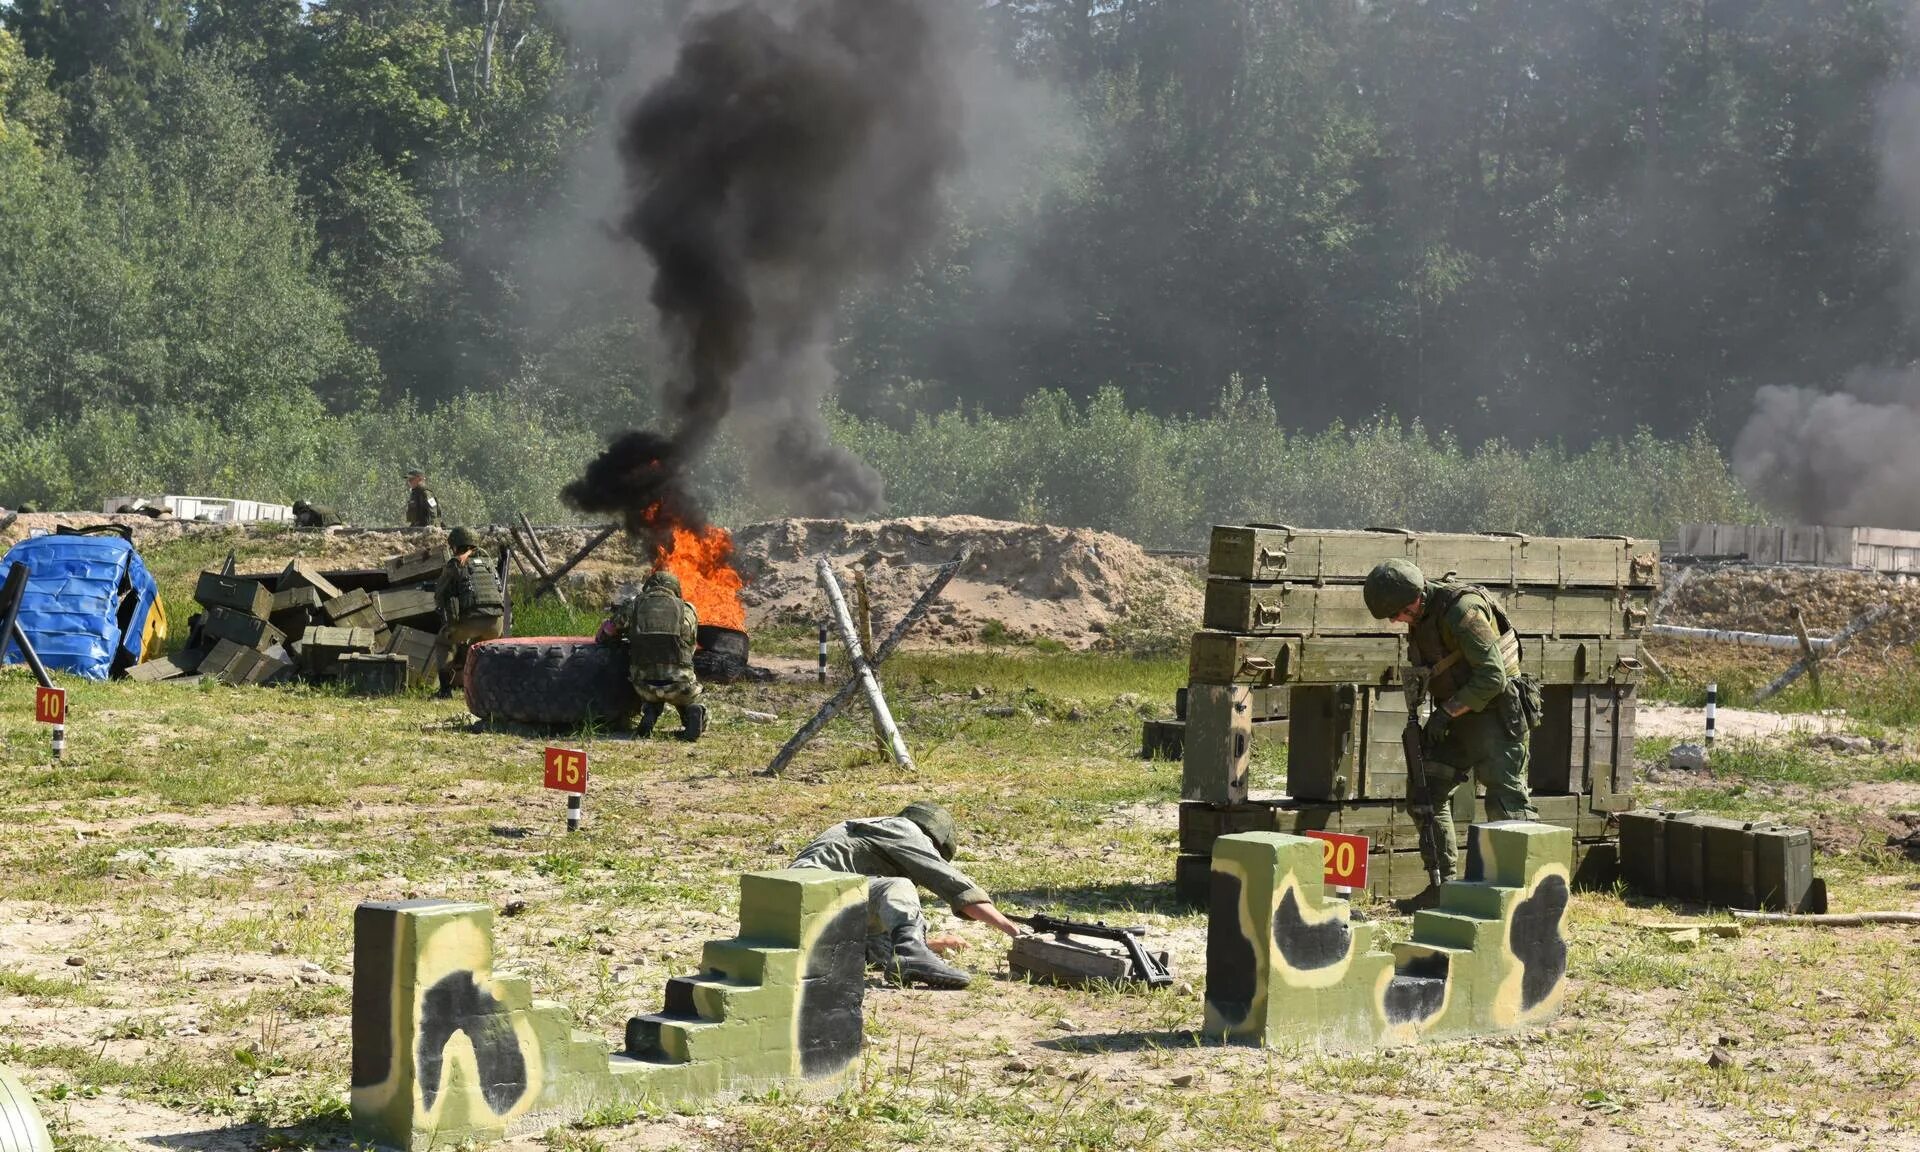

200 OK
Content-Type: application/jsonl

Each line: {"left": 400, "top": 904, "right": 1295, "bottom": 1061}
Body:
{"left": 1304, "top": 829, "right": 1369, "bottom": 890}
{"left": 543, "top": 747, "right": 588, "bottom": 794}
{"left": 34, "top": 686, "right": 66, "bottom": 726}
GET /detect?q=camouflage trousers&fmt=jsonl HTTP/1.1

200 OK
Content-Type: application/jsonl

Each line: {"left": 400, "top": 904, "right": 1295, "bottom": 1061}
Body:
{"left": 438, "top": 615, "right": 504, "bottom": 688}
{"left": 788, "top": 867, "right": 925, "bottom": 966}
{"left": 1413, "top": 689, "right": 1537, "bottom": 881}
{"left": 633, "top": 678, "right": 702, "bottom": 728}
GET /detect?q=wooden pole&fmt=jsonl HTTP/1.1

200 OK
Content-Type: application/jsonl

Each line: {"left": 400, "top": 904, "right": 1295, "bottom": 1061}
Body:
{"left": 854, "top": 568, "right": 887, "bottom": 761}
{"left": 1790, "top": 606, "right": 1821, "bottom": 701}
{"left": 1755, "top": 603, "right": 1889, "bottom": 702}
{"left": 760, "top": 549, "right": 969, "bottom": 777}
{"left": 1731, "top": 910, "right": 1920, "bottom": 926}
{"left": 532, "top": 524, "right": 618, "bottom": 601}
{"left": 817, "top": 560, "right": 914, "bottom": 771}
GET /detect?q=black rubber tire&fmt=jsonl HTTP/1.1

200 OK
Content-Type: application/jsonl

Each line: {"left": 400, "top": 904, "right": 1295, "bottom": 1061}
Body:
{"left": 462, "top": 636, "right": 636, "bottom": 727}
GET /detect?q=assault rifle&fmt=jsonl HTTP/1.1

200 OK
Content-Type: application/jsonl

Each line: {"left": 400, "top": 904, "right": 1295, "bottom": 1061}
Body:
{"left": 1401, "top": 666, "right": 1447, "bottom": 892}
{"left": 1008, "top": 913, "right": 1174, "bottom": 989}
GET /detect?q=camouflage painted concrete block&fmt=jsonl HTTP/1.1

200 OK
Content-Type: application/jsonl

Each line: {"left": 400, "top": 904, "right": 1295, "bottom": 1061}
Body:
{"left": 351, "top": 869, "right": 868, "bottom": 1150}
{"left": 1205, "top": 822, "right": 1572, "bottom": 1051}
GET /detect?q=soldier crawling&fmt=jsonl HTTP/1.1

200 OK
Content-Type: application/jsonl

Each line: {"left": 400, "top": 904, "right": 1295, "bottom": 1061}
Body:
{"left": 1364, "top": 559, "right": 1542, "bottom": 904}
{"left": 789, "top": 802, "right": 1022, "bottom": 990}
{"left": 608, "top": 571, "right": 708, "bottom": 741}
{"left": 434, "top": 526, "right": 505, "bottom": 697}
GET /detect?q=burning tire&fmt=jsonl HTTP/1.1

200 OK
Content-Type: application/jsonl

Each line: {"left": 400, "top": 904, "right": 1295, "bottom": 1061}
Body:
{"left": 462, "top": 637, "right": 635, "bottom": 728}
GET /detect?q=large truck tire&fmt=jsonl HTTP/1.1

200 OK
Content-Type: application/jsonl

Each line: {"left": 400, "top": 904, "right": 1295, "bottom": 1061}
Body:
{"left": 462, "top": 637, "right": 635, "bottom": 727}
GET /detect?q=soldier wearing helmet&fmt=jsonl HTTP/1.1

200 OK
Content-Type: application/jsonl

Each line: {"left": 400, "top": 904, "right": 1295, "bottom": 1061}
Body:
{"left": 608, "top": 568, "right": 707, "bottom": 741}
{"left": 434, "top": 526, "right": 505, "bottom": 697}
{"left": 1365, "top": 558, "right": 1539, "bottom": 896}
{"left": 789, "top": 802, "right": 1021, "bottom": 990}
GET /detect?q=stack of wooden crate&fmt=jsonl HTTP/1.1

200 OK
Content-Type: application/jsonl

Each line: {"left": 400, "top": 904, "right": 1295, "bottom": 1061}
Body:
{"left": 1175, "top": 525, "right": 1659, "bottom": 903}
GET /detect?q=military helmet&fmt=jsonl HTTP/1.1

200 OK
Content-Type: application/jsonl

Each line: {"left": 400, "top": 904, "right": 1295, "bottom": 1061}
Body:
{"left": 1363, "top": 558, "right": 1426, "bottom": 619}
{"left": 448, "top": 526, "right": 478, "bottom": 552}
{"left": 899, "top": 801, "right": 957, "bottom": 861}
{"left": 406, "top": 467, "right": 426, "bottom": 479}
{"left": 644, "top": 570, "right": 683, "bottom": 596}
{"left": 291, "top": 500, "right": 312, "bottom": 514}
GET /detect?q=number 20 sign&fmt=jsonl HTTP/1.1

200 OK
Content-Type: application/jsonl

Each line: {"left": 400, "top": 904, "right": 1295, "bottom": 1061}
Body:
{"left": 543, "top": 747, "right": 588, "bottom": 794}
{"left": 1304, "top": 829, "right": 1369, "bottom": 890}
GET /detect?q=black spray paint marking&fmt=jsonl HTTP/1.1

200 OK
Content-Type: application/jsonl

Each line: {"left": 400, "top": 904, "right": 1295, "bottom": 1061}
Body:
{"left": 416, "top": 972, "right": 529, "bottom": 1115}
{"left": 1204, "top": 870, "right": 1256, "bottom": 1029}
{"left": 797, "top": 900, "right": 867, "bottom": 1077}
{"left": 1270, "top": 886, "right": 1351, "bottom": 971}
{"left": 1509, "top": 873, "right": 1570, "bottom": 1011}
{"left": 1383, "top": 953, "right": 1450, "bottom": 1025}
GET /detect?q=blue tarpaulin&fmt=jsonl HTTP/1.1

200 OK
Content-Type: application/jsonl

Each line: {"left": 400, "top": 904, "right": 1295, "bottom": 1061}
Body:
{"left": 2, "top": 533, "right": 163, "bottom": 680}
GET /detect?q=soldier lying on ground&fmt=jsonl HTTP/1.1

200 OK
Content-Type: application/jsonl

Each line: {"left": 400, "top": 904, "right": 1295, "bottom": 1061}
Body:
{"left": 291, "top": 500, "right": 342, "bottom": 528}
{"left": 789, "top": 802, "right": 1022, "bottom": 990}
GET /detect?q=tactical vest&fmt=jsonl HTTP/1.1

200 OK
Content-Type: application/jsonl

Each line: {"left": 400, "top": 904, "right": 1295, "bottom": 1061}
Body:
{"left": 624, "top": 589, "right": 693, "bottom": 680}
{"left": 1412, "top": 582, "right": 1521, "bottom": 702}
{"left": 454, "top": 557, "right": 504, "bottom": 619}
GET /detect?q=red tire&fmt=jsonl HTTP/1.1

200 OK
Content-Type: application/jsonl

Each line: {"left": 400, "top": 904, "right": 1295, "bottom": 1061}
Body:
{"left": 462, "top": 636, "right": 635, "bottom": 727}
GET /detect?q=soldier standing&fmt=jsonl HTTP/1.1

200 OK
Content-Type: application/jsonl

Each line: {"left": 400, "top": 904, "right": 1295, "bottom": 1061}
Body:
{"left": 405, "top": 468, "right": 442, "bottom": 528}
{"left": 1364, "top": 559, "right": 1540, "bottom": 901}
{"left": 789, "top": 802, "right": 1023, "bottom": 990}
{"left": 612, "top": 571, "right": 708, "bottom": 740}
{"left": 434, "top": 526, "right": 505, "bottom": 697}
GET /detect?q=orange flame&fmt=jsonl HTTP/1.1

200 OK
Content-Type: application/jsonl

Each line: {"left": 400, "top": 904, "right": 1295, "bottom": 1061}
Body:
{"left": 644, "top": 507, "right": 746, "bottom": 631}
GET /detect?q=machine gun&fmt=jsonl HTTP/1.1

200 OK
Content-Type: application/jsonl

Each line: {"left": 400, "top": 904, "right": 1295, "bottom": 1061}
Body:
{"left": 1401, "top": 666, "right": 1447, "bottom": 892}
{"left": 1007, "top": 913, "right": 1174, "bottom": 989}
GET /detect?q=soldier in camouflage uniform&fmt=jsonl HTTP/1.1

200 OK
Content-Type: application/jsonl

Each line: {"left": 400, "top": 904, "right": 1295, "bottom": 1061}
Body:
{"left": 1364, "top": 559, "right": 1539, "bottom": 891}
{"left": 291, "top": 500, "right": 342, "bottom": 528}
{"left": 434, "top": 526, "right": 505, "bottom": 697}
{"left": 405, "top": 468, "right": 442, "bottom": 528}
{"left": 614, "top": 570, "right": 707, "bottom": 741}
{"left": 790, "top": 802, "right": 1022, "bottom": 990}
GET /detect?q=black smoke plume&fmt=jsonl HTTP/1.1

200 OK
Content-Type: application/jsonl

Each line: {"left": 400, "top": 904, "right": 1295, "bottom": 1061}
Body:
{"left": 565, "top": 0, "right": 963, "bottom": 526}
{"left": 561, "top": 430, "right": 707, "bottom": 541}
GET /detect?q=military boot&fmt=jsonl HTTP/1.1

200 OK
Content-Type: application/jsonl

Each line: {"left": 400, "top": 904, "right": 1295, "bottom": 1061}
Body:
{"left": 677, "top": 703, "right": 708, "bottom": 743}
{"left": 880, "top": 922, "right": 970, "bottom": 990}
{"left": 635, "top": 702, "right": 664, "bottom": 738}
{"left": 435, "top": 669, "right": 454, "bottom": 700}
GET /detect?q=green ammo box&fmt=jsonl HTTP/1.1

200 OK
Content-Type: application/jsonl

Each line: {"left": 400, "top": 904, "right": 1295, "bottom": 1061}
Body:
{"left": 374, "top": 587, "right": 440, "bottom": 630}
{"left": 382, "top": 626, "right": 448, "bottom": 683}
{"left": 201, "top": 606, "right": 286, "bottom": 653}
{"left": 1182, "top": 684, "right": 1253, "bottom": 805}
{"left": 195, "top": 572, "right": 272, "bottom": 618}
{"left": 1751, "top": 824, "right": 1820, "bottom": 912}
{"left": 269, "top": 586, "right": 322, "bottom": 640}
{"left": 277, "top": 560, "right": 343, "bottom": 601}
{"left": 1616, "top": 809, "right": 1675, "bottom": 898}
{"left": 322, "top": 587, "right": 376, "bottom": 623}
{"left": 385, "top": 545, "right": 449, "bottom": 585}
{"left": 299, "top": 625, "right": 379, "bottom": 677}
{"left": 339, "top": 653, "right": 410, "bottom": 696}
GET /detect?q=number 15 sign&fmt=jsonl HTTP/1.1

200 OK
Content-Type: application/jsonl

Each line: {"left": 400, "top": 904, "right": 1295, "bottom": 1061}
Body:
{"left": 543, "top": 747, "right": 588, "bottom": 794}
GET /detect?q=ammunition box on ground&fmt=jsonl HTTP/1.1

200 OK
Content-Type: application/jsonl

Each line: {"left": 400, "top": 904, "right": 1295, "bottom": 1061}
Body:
{"left": 1751, "top": 824, "right": 1820, "bottom": 912}
{"left": 299, "top": 626, "right": 380, "bottom": 677}
{"left": 277, "top": 560, "right": 343, "bottom": 602}
{"left": 1530, "top": 683, "right": 1637, "bottom": 810}
{"left": 385, "top": 545, "right": 449, "bottom": 585}
{"left": 383, "top": 626, "right": 448, "bottom": 683}
{"left": 195, "top": 572, "right": 272, "bottom": 619}
{"left": 1182, "top": 684, "right": 1254, "bottom": 805}
{"left": 1621, "top": 810, "right": 1822, "bottom": 912}
{"left": 200, "top": 639, "right": 276, "bottom": 685}
{"left": 125, "top": 649, "right": 204, "bottom": 682}
{"left": 373, "top": 587, "right": 440, "bottom": 630}
{"left": 201, "top": 606, "right": 287, "bottom": 653}
{"left": 322, "top": 587, "right": 375, "bottom": 623}
{"left": 1206, "top": 526, "right": 1660, "bottom": 588}
{"left": 1203, "top": 580, "right": 1649, "bottom": 638}
{"left": 339, "top": 653, "right": 410, "bottom": 696}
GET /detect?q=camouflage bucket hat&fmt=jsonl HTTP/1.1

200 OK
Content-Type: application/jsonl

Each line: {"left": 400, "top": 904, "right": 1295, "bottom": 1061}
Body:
{"left": 447, "top": 526, "right": 478, "bottom": 552}
{"left": 1363, "top": 558, "right": 1425, "bottom": 619}
{"left": 899, "top": 802, "right": 958, "bottom": 861}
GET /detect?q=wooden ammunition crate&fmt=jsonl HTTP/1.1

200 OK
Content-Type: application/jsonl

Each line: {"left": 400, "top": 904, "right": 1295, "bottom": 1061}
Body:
{"left": 1207, "top": 525, "right": 1659, "bottom": 588}
{"left": 383, "top": 626, "right": 449, "bottom": 682}
{"left": 1189, "top": 632, "right": 1643, "bottom": 688}
{"left": 1203, "top": 580, "right": 1649, "bottom": 638}
{"left": 195, "top": 572, "right": 272, "bottom": 619}
{"left": 374, "top": 587, "right": 441, "bottom": 630}
{"left": 1285, "top": 685, "right": 1410, "bottom": 801}
{"left": 299, "top": 626, "right": 380, "bottom": 677}
{"left": 386, "top": 545, "right": 450, "bottom": 585}
{"left": 1182, "top": 685, "right": 1254, "bottom": 805}
{"left": 1141, "top": 717, "right": 1286, "bottom": 762}
{"left": 277, "top": 560, "right": 343, "bottom": 601}
{"left": 339, "top": 653, "right": 410, "bottom": 696}
{"left": 1529, "top": 682, "right": 1637, "bottom": 810}
{"left": 1620, "top": 810, "right": 1822, "bottom": 912}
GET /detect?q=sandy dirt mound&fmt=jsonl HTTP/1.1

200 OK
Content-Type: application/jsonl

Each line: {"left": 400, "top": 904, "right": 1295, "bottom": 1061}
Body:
{"left": 731, "top": 516, "right": 1202, "bottom": 649}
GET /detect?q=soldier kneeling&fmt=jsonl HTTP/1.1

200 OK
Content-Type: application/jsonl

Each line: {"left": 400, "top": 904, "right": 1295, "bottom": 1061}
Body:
{"left": 609, "top": 571, "right": 707, "bottom": 741}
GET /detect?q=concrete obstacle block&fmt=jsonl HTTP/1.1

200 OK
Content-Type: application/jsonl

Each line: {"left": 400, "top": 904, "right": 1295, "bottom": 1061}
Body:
{"left": 1204, "top": 820, "right": 1571, "bottom": 1050}
{"left": 351, "top": 868, "right": 866, "bottom": 1150}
